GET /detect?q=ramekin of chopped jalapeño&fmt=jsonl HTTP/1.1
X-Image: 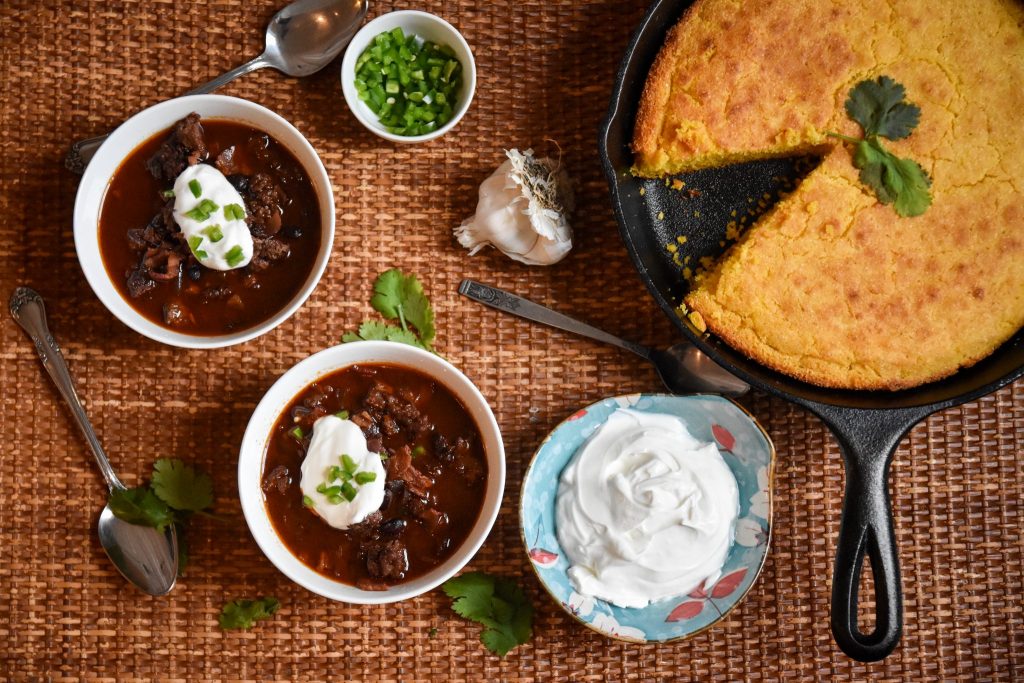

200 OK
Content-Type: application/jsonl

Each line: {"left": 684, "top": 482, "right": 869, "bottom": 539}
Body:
{"left": 353, "top": 27, "right": 463, "bottom": 137}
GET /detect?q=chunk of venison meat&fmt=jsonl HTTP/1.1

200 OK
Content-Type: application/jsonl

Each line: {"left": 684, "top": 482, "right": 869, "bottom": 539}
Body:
{"left": 163, "top": 302, "right": 194, "bottom": 327}
{"left": 364, "top": 384, "right": 390, "bottom": 411}
{"left": 146, "top": 112, "right": 208, "bottom": 184}
{"left": 350, "top": 411, "right": 375, "bottom": 430}
{"left": 143, "top": 248, "right": 183, "bottom": 281}
{"left": 365, "top": 539, "right": 408, "bottom": 580}
{"left": 126, "top": 266, "right": 156, "bottom": 298}
{"left": 381, "top": 414, "right": 401, "bottom": 437}
{"left": 453, "top": 436, "right": 484, "bottom": 484}
{"left": 214, "top": 146, "right": 238, "bottom": 175}
{"left": 246, "top": 173, "right": 284, "bottom": 236}
{"left": 262, "top": 465, "right": 290, "bottom": 495}
{"left": 352, "top": 510, "right": 384, "bottom": 534}
{"left": 249, "top": 236, "right": 291, "bottom": 271}
{"left": 386, "top": 445, "right": 434, "bottom": 497}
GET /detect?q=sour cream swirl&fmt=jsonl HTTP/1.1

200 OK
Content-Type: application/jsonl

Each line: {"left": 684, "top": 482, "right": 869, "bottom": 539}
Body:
{"left": 555, "top": 409, "right": 739, "bottom": 608}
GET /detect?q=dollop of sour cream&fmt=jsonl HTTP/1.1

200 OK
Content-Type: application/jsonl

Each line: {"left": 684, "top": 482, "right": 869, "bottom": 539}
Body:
{"left": 299, "top": 415, "right": 386, "bottom": 530}
{"left": 555, "top": 409, "right": 740, "bottom": 608}
{"left": 172, "top": 164, "right": 253, "bottom": 271}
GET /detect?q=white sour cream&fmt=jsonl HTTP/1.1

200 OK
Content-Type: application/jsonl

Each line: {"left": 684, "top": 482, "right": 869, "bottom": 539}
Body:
{"left": 172, "top": 164, "right": 253, "bottom": 271}
{"left": 555, "top": 409, "right": 739, "bottom": 608}
{"left": 299, "top": 415, "right": 386, "bottom": 530}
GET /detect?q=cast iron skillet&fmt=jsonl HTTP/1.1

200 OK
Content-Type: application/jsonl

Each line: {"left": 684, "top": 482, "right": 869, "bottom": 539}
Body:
{"left": 599, "top": 0, "right": 1024, "bottom": 662}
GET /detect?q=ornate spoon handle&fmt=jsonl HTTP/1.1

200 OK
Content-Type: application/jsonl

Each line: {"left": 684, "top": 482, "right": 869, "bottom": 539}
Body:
{"left": 9, "top": 287, "right": 123, "bottom": 490}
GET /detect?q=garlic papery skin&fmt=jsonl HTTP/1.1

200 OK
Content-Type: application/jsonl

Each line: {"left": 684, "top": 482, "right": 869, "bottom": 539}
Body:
{"left": 455, "top": 148, "right": 574, "bottom": 266}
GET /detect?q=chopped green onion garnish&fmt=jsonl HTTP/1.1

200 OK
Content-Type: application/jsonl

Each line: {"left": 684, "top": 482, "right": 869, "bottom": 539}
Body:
{"left": 187, "top": 235, "right": 203, "bottom": 252}
{"left": 225, "top": 245, "right": 245, "bottom": 267}
{"left": 353, "top": 30, "right": 463, "bottom": 137}
{"left": 161, "top": 189, "right": 175, "bottom": 198}
{"left": 354, "top": 471, "right": 377, "bottom": 485}
{"left": 411, "top": 445, "right": 426, "bottom": 458}
{"left": 224, "top": 203, "right": 246, "bottom": 221}
{"left": 327, "top": 465, "right": 343, "bottom": 482}
{"left": 335, "top": 410, "right": 350, "bottom": 420}
{"left": 188, "top": 179, "right": 202, "bottom": 198}
{"left": 195, "top": 249, "right": 208, "bottom": 259}
{"left": 184, "top": 198, "right": 219, "bottom": 222}
{"left": 201, "top": 224, "right": 224, "bottom": 242}
{"left": 290, "top": 426, "right": 304, "bottom": 440}
{"left": 316, "top": 482, "right": 328, "bottom": 494}
{"left": 341, "top": 482, "right": 358, "bottom": 502}
{"left": 327, "top": 493, "right": 344, "bottom": 505}
{"left": 341, "top": 454, "right": 358, "bottom": 476}
{"left": 302, "top": 495, "right": 315, "bottom": 508}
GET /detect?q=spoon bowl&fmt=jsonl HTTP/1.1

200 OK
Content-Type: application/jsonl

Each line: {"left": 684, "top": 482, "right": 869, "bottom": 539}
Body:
{"left": 98, "top": 507, "right": 179, "bottom": 596}
{"left": 263, "top": 0, "right": 368, "bottom": 76}
{"left": 652, "top": 344, "right": 752, "bottom": 396}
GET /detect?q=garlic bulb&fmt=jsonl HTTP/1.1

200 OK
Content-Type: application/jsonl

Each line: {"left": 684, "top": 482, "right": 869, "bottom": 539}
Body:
{"left": 455, "top": 148, "right": 575, "bottom": 266}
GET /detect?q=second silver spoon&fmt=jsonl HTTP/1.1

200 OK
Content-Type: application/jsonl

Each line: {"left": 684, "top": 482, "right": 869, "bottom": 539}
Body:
{"left": 10, "top": 287, "right": 179, "bottom": 596}
{"left": 65, "top": 0, "right": 368, "bottom": 173}
{"left": 458, "top": 280, "right": 750, "bottom": 397}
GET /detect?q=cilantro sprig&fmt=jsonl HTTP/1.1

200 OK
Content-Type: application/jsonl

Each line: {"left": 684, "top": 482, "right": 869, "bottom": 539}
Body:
{"left": 219, "top": 596, "right": 280, "bottom": 630}
{"left": 442, "top": 572, "right": 533, "bottom": 657}
{"left": 829, "top": 76, "right": 932, "bottom": 217}
{"left": 343, "top": 269, "right": 437, "bottom": 350}
{"left": 107, "top": 458, "right": 215, "bottom": 575}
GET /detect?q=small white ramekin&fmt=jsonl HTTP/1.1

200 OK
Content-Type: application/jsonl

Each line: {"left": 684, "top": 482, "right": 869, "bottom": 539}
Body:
{"left": 340, "top": 10, "right": 476, "bottom": 144}
{"left": 238, "top": 341, "right": 505, "bottom": 604}
{"left": 73, "top": 94, "right": 335, "bottom": 349}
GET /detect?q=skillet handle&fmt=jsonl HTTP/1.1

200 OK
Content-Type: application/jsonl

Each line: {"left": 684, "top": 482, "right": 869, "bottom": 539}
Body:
{"left": 812, "top": 405, "right": 931, "bottom": 662}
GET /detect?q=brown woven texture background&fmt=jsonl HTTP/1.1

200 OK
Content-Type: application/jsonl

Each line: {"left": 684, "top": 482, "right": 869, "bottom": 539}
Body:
{"left": 0, "top": 0, "right": 1021, "bottom": 680}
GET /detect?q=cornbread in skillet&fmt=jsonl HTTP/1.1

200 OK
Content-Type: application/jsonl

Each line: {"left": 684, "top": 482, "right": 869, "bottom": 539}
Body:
{"left": 633, "top": 0, "right": 1024, "bottom": 389}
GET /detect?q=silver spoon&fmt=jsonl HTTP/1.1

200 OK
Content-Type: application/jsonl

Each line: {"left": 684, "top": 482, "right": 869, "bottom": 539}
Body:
{"left": 458, "top": 280, "right": 750, "bottom": 397}
{"left": 65, "top": 0, "right": 369, "bottom": 173}
{"left": 10, "top": 287, "right": 179, "bottom": 596}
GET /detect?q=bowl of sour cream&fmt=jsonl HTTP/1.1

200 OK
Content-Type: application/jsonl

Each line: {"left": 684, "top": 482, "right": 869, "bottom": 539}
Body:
{"left": 520, "top": 394, "right": 774, "bottom": 643}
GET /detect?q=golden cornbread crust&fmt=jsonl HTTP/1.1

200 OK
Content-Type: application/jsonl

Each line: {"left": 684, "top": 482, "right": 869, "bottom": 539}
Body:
{"left": 634, "top": 0, "right": 1024, "bottom": 390}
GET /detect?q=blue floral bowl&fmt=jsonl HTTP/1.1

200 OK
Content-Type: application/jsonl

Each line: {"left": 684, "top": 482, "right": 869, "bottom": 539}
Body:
{"left": 520, "top": 393, "right": 775, "bottom": 643}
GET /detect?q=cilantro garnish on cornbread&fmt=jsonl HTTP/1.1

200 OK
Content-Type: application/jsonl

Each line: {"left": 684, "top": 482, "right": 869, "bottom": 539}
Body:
{"left": 829, "top": 77, "right": 932, "bottom": 217}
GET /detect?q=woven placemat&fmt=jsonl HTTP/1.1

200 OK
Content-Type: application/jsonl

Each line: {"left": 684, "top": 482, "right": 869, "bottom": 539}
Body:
{"left": 0, "top": 1, "right": 1021, "bottom": 680}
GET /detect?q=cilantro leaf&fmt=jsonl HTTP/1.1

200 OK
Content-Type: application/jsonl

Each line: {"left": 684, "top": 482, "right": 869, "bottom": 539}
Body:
{"left": 370, "top": 268, "right": 436, "bottom": 347}
{"left": 344, "top": 319, "right": 428, "bottom": 349}
{"left": 442, "top": 572, "right": 533, "bottom": 657}
{"left": 108, "top": 486, "right": 175, "bottom": 532}
{"left": 151, "top": 458, "right": 214, "bottom": 513}
{"left": 853, "top": 139, "right": 932, "bottom": 217}
{"left": 219, "top": 596, "right": 280, "bottom": 630}
{"left": 831, "top": 76, "right": 932, "bottom": 217}
{"left": 845, "top": 75, "right": 921, "bottom": 140}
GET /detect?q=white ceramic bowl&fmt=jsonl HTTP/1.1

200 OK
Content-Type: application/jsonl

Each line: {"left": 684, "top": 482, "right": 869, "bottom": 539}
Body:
{"left": 340, "top": 10, "right": 476, "bottom": 144}
{"left": 73, "top": 95, "right": 335, "bottom": 349}
{"left": 238, "top": 341, "right": 505, "bottom": 604}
